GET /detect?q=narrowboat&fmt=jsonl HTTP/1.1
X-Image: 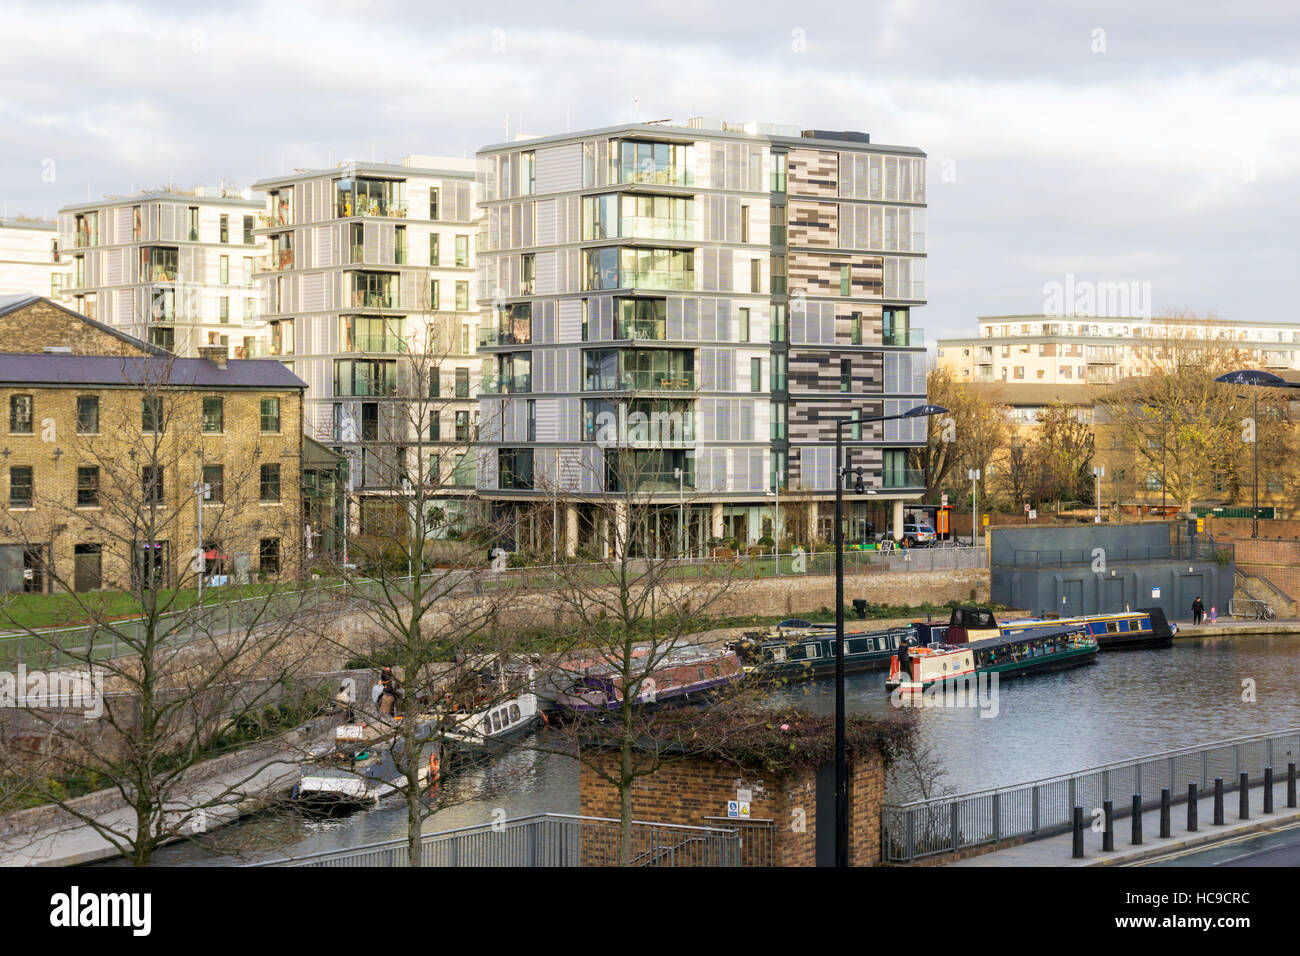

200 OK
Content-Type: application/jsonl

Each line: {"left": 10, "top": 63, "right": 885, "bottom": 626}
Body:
{"left": 913, "top": 605, "right": 1176, "bottom": 650}
{"left": 441, "top": 688, "right": 541, "bottom": 755}
{"left": 729, "top": 619, "right": 918, "bottom": 680}
{"left": 547, "top": 644, "right": 742, "bottom": 716}
{"left": 293, "top": 721, "right": 437, "bottom": 813}
{"left": 885, "top": 623, "right": 1099, "bottom": 693}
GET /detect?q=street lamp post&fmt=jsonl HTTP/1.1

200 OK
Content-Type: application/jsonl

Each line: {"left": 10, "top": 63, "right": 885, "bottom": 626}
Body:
{"left": 1092, "top": 466, "right": 1105, "bottom": 523}
{"left": 969, "top": 468, "right": 981, "bottom": 548}
{"left": 833, "top": 402, "right": 947, "bottom": 867}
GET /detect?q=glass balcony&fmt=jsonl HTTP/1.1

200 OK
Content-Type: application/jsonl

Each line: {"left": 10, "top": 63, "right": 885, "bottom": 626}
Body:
{"left": 478, "top": 327, "right": 532, "bottom": 347}
{"left": 618, "top": 370, "right": 695, "bottom": 391}
{"left": 616, "top": 318, "right": 667, "bottom": 341}
{"left": 622, "top": 270, "right": 694, "bottom": 291}
{"left": 881, "top": 468, "right": 926, "bottom": 490}
{"left": 349, "top": 334, "right": 406, "bottom": 353}
{"left": 621, "top": 217, "right": 697, "bottom": 241}
{"left": 881, "top": 328, "right": 924, "bottom": 347}
{"left": 351, "top": 289, "right": 400, "bottom": 309}
{"left": 481, "top": 374, "right": 532, "bottom": 394}
{"left": 254, "top": 250, "right": 295, "bottom": 273}
{"left": 336, "top": 199, "right": 408, "bottom": 219}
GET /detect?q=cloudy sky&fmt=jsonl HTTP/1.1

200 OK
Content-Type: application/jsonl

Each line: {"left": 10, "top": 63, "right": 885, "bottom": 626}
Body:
{"left": 3, "top": 0, "right": 1298, "bottom": 338}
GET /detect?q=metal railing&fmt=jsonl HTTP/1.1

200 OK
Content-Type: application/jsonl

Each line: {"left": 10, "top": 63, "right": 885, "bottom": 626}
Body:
{"left": 1005, "top": 539, "right": 1232, "bottom": 568}
{"left": 1228, "top": 597, "right": 1277, "bottom": 621}
{"left": 0, "top": 548, "right": 989, "bottom": 669}
{"left": 253, "top": 813, "right": 744, "bottom": 867}
{"left": 882, "top": 728, "right": 1300, "bottom": 862}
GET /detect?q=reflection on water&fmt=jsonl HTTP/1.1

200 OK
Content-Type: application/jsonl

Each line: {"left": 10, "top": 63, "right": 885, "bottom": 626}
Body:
{"left": 116, "top": 633, "right": 1300, "bottom": 865}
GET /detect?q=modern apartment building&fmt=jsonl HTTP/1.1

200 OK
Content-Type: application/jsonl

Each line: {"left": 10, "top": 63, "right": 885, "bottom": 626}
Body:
{"left": 250, "top": 157, "right": 482, "bottom": 532}
{"left": 938, "top": 314, "right": 1300, "bottom": 386}
{"left": 0, "top": 217, "right": 69, "bottom": 299}
{"left": 56, "top": 189, "right": 267, "bottom": 356}
{"left": 475, "top": 119, "right": 928, "bottom": 555}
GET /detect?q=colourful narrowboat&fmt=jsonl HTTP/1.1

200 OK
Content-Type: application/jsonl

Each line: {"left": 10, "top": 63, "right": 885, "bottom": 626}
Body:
{"left": 729, "top": 620, "right": 918, "bottom": 680}
{"left": 885, "top": 623, "right": 1099, "bottom": 693}
{"left": 912, "top": 605, "right": 1176, "bottom": 651}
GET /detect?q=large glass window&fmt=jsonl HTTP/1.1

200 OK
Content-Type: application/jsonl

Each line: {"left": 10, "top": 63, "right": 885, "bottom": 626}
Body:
{"left": 77, "top": 466, "right": 99, "bottom": 507}
{"left": 618, "top": 140, "right": 695, "bottom": 186}
{"left": 584, "top": 247, "right": 620, "bottom": 291}
{"left": 498, "top": 448, "right": 534, "bottom": 489}
{"left": 202, "top": 397, "right": 224, "bottom": 433}
{"left": 583, "top": 194, "right": 617, "bottom": 240}
{"left": 260, "top": 398, "right": 281, "bottom": 433}
{"left": 9, "top": 466, "right": 33, "bottom": 507}
{"left": 260, "top": 463, "right": 281, "bottom": 502}
{"left": 141, "top": 246, "right": 179, "bottom": 282}
{"left": 334, "top": 359, "right": 397, "bottom": 397}
{"left": 9, "top": 395, "right": 32, "bottom": 434}
{"left": 616, "top": 298, "right": 667, "bottom": 340}
{"left": 76, "top": 396, "right": 99, "bottom": 434}
{"left": 335, "top": 176, "right": 407, "bottom": 218}
{"left": 142, "top": 396, "right": 164, "bottom": 433}
{"left": 620, "top": 194, "right": 694, "bottom": 240}
{"left": 620, "top": 247, "right": 693, "bottom": 290}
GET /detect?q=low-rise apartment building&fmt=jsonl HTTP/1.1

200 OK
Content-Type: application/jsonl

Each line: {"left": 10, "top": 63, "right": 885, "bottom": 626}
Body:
{"left": 0, "top": 295, "right": 307, "bottom": 592}
{"left": 0, "top": 217, "right": 68, "bottom": 299}
{"left": 57, "top": 188, "right": 268, "bottom": 356}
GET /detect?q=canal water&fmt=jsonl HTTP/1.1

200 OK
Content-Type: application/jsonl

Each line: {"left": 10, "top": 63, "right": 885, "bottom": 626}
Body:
{"left": 121, "top": 631, "right": 1300, "bottom": 865}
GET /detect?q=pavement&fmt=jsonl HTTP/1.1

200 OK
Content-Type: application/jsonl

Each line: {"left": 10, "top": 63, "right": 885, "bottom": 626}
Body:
{"left": 0, "top": 728, "right": 330, "bottom": 866}
{"left": 947, "top": 774, "right": 1300, "bottom": 867}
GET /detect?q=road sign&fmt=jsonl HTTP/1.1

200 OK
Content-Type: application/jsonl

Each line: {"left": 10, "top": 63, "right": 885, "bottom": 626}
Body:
{"left": 1028, "top": 509, "right": 1037, "bottom": 520}
{"left": 1024, "top": 503, "right": 1030, "bottom": 513}
{"left": 941, "top": 493, "right": 949, "bottom": 507}
{"left": 727, "top": 800, "right": 739, "bottom": 818}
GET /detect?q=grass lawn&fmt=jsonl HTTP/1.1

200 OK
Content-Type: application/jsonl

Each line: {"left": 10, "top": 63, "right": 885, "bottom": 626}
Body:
{"left": 0, "top": 580, "right": 294, "bottom": 632}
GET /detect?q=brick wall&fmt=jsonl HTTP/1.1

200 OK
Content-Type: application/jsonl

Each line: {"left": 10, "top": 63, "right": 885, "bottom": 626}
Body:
{"left": 0, "top": 299, "right": 146, "bottom": 356}
{"left": 578, "top": 745, "right": 886, "bottom": 866}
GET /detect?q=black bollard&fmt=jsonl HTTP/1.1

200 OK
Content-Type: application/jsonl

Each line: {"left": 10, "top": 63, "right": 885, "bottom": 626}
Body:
{"left": 1289, "top": 763, "right": 1297, "bottom": 809}
{"left": 1188, "top": 783, "right": 1198, "bottom": 831}
{"left": 1131, "top": 794, "right": 1143, "bottom": 845}
{"left": 1072, "top": 805, "right": 1084, "bottom": 859}
{"left": 1160, "top": 788, "right": 1171, "bottom": 838}
{"left": 1265, "top": 766, "right": 1274, "bottom": 814}
{"left": 1239, "top": 772, "right": 1250, "bottom": 820}
{"left": 1214, "top": 777, "right": 1224, "bottom": 825}
{"left": 1102, "top": 799, "right": 1114, "bottom": 851}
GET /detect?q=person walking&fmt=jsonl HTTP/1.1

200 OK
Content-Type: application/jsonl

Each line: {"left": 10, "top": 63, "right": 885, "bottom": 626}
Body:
{"left": 1191, "top": 596, "right": 1205, "bottom": 625}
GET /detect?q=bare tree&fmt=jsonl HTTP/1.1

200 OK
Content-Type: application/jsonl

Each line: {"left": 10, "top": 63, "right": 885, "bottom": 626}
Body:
{"left": 0, "top": 354, "right": 320, "bottom": 865}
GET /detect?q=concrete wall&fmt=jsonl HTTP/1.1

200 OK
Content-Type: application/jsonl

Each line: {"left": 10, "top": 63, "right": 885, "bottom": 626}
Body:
{"left": 990, "top": 522, "right": 1172, "bottom": 566}
{"left": 991, "top": 560, "right": 1232, "bottom": 621}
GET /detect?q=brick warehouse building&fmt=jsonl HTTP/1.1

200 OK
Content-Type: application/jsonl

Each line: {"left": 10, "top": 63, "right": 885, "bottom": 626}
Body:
{"left": 0, "top": 294, "right": 309, "bottom": 592}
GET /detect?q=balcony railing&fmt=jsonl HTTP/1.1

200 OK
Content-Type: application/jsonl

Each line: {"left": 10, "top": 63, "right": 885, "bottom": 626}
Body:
{"left": 623, "top": 270, "right": 695, "bottom": 291}
{"left": 621, "top": 217, "right": 697, "bottom": 241}
{"left": 881, "top": 468, "right": 926, "bottom": 490}
{"left": 254, "top": 250, "right": 295, "bottom": 273}
{"left": 617, "top": 320, "right": 667, "bottom": 341}
{"left": 257, "top": 212, "right": 293, "bottom": 229}
{"left": 336, "top": 200, "right": 408, "bottom": 219}
{"left": 618, "top": 370, "right": 695, "bottom": 391}
{"left": 351, "top": 289, "right": 401, "bottom": 309}
{"left": 882, "top": 328, "right": 924, "bottom": 347}
{"left": 478, "top": 327, "right": 532, "bottom": 348}
{"left": 481, "top": 374, "right": 532, "bottom": 394}
{"left": 346, "top": 335, "right": 407, "bottom": 354}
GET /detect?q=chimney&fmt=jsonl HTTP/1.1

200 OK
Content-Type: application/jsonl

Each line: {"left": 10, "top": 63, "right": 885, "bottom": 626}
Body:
{"left": 198, "top": 346, "right": 228, "bottom": 369}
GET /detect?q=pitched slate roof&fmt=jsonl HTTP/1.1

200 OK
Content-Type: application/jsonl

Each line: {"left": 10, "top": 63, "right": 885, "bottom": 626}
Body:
{"left": 0, "top": 352, "right": 306, "bottom": 389}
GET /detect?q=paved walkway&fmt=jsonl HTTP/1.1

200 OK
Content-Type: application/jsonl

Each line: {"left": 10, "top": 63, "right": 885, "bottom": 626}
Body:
{"left": 0, "top": 729, "right": 330, "bottom": 866}
{"left": 948, "top": 775, "right": 1300, "bottom": 866}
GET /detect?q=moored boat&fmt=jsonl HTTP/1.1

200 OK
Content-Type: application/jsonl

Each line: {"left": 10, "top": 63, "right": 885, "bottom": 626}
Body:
{"left": 729, "top": 619, "right": 918, "bottom": 680}
{"left": 547, "top": 644, "right": 742, "bottom": 716}
{"left": 913, "top": 605, "right": 1176, "bottom": 650}
{"left": 885, "top": 623, "right": 1098, "bottom": 693}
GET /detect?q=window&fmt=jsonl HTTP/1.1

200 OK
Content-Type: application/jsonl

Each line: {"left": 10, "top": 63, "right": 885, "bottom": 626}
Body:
{"left": 141, "top": 466, "right": 163, "bottom": 505}
{"left": 429, "top": 234, "right": 440, "bottom": 266}
{"left": 738, "top": 307, "right": 750, "bottom": 342}
{"left": 429, "top": 279, "right": 440, "bottom": 310}
{"left": 461, "top": 323, "right": 469, "bottom": 354}
{"left": 527, "top": 399, "right": 536, "bottom": 442}
{"left": 76, "top": 466, "right": 99, "bottom": 507}
{"left": 521, "top": 253, "right": 535, "bottom": 295}
{"left": 751, "top": 357, "right": 762, "bottom": 392}
{"left": 243, "top": 215, "right": 254, "bottom": 244}
{"left": 841, "top": 359, "right": 852, "bottom": 392}
{"left": 243, "top": 258, "right": 253, "bottom": 286}
{"left": 429, "top": 366, "right": 441, "bottom": 398}
{"left": 202, "top": 397, "right": 224, "bottom": 433}
{"left": 840, "top": 264, "right": 851, "bottom": 296}
{"left": 455, "top": 368, "right": 469, "bottom": 398}
{"left": 202, "top": 464, "right": 224, "bottom": 503}
{"left": 851, "top": 312, "right": 863, "bottom": 346}
{"left": 771, "top": 353, "right": 788, "bottom": 391}
{"left": 142, "top": 396, "right": 164, "bottom": 432}
{"left": 260, "top": 397, "right": 281, "bottom": 433}
{"left": 521, "top": 151, "right": 536, "bottom": 195}
{"left": 455, "top": 410, "right": 469, "bottom": 442}
{"left": 9, "top": 395, "right": 33, "bottom": 434}
{"left": 187, "top": 206, "right": 199, "bottom": 241}
{"left": 219, "top": 297, "right": 229, "bottom": 322}
{"left": 455, "top": 235, "right": 469, "bottom": 267}
{"left": 394, "top": 225, "right": 406, "bottom": 264}
{"left": 76, "top": 396, "right": 99, "bottom": 434}
{"left": 429, "top": 410, "right": 441, "bottom": 441}
{"left": 741, "top": 205, "right": 750, "bottom": 243}
{"left": 750, "top": 259, "right": 762, "bottom": 293}
{"left": 771, "top": 304, "right": 787, "bottom": 343}
{"left": 259, "top": 538, "right": 280, "bottom": 575}
{"left": 455, "top": 281, "right": 469, "bottom": 311}
{"left": 770, "top": 401, "right": 786, "bottom": 440}
{"left": 9, "top": 466, "right": 33, "bottom": 507}
{"left": 219, "top": 215, "right": 229, "bottom": 243}
{"left": 260, "top": 463, "right": 281, "bottom": 502}
{"left": 429, "top": 189, "right": 440, "bottom": 220}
